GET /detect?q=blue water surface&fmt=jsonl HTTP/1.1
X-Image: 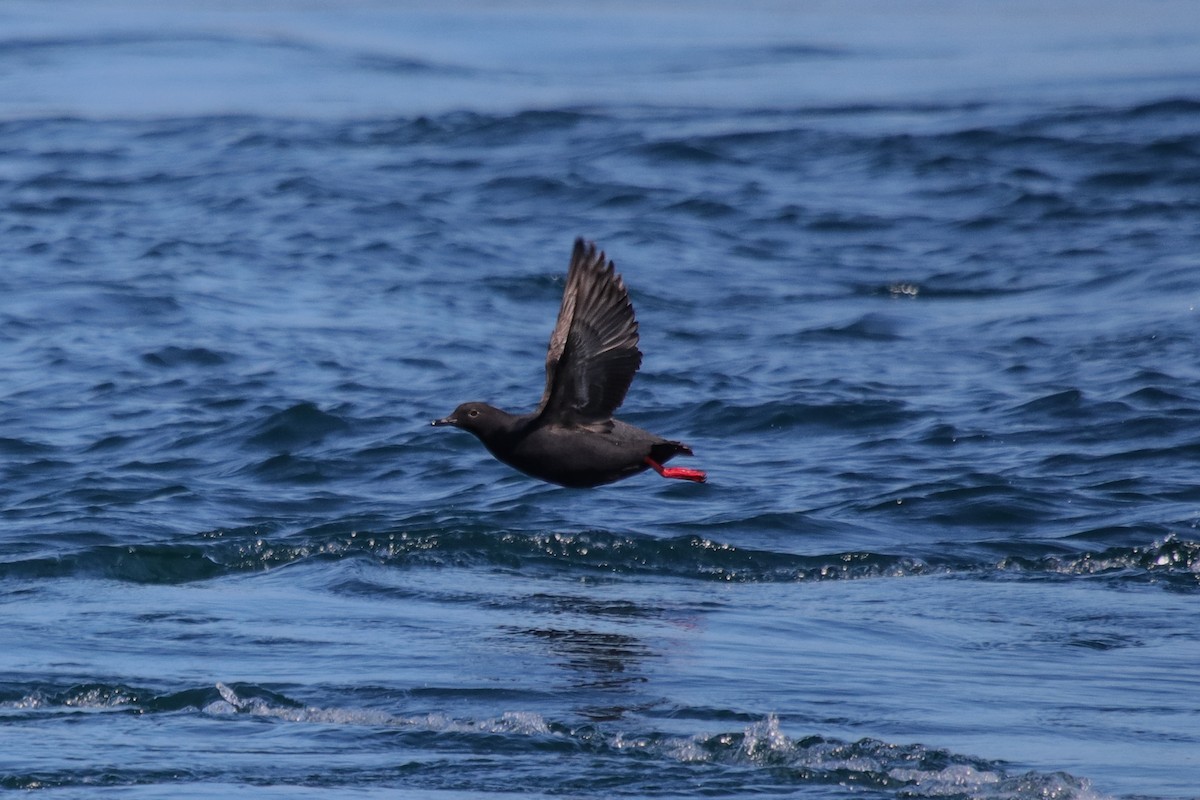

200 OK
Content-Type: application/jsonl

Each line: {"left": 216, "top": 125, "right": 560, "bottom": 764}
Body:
{"left": 2, "top": 2, "right": 1200, "bottom": 797}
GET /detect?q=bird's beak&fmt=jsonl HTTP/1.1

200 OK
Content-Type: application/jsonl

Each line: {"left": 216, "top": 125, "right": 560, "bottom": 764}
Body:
{"left": 431, "top": 416, "right": 457, "bottom": 427}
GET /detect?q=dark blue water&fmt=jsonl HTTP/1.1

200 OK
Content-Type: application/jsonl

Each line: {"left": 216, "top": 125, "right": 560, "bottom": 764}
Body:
{"left": 3, "top": 2, "right": 1200, "bottom": 797}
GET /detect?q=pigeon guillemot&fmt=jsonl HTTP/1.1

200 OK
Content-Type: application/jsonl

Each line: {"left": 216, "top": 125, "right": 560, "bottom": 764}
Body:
{"left": 432, "top": 238, "right": 706, "bottom": 488}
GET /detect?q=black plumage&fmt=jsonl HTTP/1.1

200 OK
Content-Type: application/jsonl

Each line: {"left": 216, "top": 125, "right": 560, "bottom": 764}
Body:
{"left": 432, "top": 238, "right": 706, "bottom": 488}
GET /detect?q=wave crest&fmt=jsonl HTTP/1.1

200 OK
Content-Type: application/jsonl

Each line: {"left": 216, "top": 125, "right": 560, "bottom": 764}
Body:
{"left": 2, "top": 523, "right": 1195, "bottom": 591}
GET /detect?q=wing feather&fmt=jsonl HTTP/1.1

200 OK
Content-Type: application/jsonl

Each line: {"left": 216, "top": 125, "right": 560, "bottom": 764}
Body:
{"left": 535, "top": 239, "right": 642, "bottom": 425}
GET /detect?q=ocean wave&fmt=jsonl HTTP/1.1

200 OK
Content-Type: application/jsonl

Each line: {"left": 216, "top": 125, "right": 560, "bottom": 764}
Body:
{"left": 2, "top": 523, "right": 1195, "bottom": 591}
{"left": 0, "top": 682, "right": 1102, "bottom": 799}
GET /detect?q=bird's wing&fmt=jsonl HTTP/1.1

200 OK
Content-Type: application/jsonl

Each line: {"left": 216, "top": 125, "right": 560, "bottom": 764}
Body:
{"left": 535, "top": 238, "right": 642, "bottom": 426}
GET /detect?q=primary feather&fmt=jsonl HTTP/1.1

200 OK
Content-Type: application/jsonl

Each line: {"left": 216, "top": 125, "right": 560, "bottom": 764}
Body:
{"left": 535, "top": 239, "right": 642, "bottom": 427}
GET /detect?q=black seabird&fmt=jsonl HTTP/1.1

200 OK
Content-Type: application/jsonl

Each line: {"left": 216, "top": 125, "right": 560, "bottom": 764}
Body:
{"left": 432, "top": 238, "right": 706, "bottom": 488}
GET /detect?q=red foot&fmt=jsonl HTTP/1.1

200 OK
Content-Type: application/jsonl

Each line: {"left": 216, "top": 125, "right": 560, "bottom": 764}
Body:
{"left": 644, "top": 457, "right": 707, "bottom": 484}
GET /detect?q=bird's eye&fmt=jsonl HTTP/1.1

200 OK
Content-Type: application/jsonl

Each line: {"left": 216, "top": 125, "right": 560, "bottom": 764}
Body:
{"left": 468, "top": 409, "right": 480, "bottom": 418}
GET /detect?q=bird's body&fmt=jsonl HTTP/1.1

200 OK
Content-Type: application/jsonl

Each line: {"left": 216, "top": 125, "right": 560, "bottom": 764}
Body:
{"left": 455, "top": 406, "right": 695, "bottom": 488}
{"left": 432, "top": 238, "right": 705, "bottom": 488}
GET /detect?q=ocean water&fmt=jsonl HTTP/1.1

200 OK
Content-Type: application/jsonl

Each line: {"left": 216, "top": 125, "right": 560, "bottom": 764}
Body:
{"left": 2, "top": 1, "right": 1200, "bottom": 797}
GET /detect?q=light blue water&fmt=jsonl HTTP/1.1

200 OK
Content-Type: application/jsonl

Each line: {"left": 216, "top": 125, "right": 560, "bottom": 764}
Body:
{"left": 2, "top": 2, "right": 1200, "bottom": 797}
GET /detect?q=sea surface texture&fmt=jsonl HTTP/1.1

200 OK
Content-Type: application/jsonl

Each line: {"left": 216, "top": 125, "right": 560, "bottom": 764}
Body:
{"left": 2, "top": 2, "right": 1199, "bottom": 798}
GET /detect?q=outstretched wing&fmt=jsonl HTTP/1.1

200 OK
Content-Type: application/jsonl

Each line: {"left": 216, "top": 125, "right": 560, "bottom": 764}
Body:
{"left": 535, "top": 238, "right": 642, "bottom": 426}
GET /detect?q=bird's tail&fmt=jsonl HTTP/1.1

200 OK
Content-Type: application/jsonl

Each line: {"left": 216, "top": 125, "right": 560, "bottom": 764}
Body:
{"left": 650, "top": 440, "right": 694, "bottom": 463}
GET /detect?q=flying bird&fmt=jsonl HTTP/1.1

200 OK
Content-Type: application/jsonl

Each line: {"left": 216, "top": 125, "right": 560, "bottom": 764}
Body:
{"left": 432, "top": 238, "right": 706, "bottom": 488}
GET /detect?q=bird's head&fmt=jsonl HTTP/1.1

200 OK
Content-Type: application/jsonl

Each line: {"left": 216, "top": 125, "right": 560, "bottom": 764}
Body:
{"left": 431, "top": 402, "right": 512, "bottom": 440}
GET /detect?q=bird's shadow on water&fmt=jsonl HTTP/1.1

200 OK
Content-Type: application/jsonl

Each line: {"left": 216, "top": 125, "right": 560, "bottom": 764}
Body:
{"left": 394, "top": 476, "right": 715, "bottom": 723}
{"left": 499, "top": 618, "right": 661, "bottom": 722}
